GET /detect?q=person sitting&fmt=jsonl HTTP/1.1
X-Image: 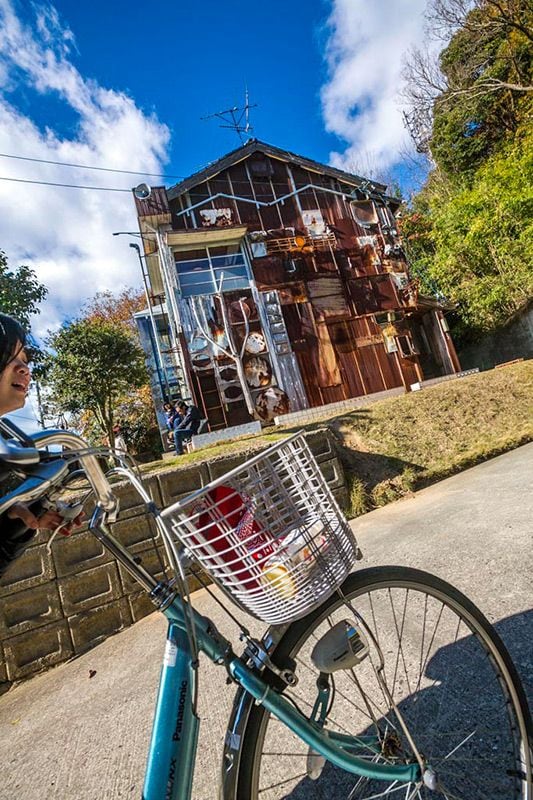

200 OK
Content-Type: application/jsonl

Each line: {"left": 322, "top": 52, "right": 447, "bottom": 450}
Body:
{"left": 173, "top": 400, "right": 201, "bottom": 455}
{"left": 163, "top": 402, "right": 178, "bottom": 431}
{"left": 0, "top": 313, "right": 83, "bottom": 576}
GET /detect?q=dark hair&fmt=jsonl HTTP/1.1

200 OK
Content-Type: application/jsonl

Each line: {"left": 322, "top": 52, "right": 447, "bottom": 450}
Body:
{"left": 0, "top": 313, "right": 27, "bottom": 374}
{"left": 176, "top": 400, "right": 186, "bottom": 409}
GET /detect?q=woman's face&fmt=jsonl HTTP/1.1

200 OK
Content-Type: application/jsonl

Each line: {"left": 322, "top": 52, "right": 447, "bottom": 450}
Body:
{"left": 0, "top": 342, "right": 31, "bottom": 415}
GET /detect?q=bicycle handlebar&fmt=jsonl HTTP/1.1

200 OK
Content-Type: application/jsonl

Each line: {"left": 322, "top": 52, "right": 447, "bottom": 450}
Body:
{"left": 0, "top": 425, "right": 118, "bottom": 518}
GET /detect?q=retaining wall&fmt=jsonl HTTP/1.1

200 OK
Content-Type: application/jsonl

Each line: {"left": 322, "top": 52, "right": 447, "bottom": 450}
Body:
{"left": 0, "top": 429, "right": 347, "bottom": 692}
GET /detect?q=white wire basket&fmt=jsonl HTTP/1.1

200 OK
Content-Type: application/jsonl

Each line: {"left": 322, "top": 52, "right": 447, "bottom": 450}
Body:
{"left": 161, "top": 432, "right": 358, "bottom": 625}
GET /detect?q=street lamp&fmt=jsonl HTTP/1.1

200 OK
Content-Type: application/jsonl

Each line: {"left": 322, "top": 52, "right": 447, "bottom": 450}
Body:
{"left": 113, "top": 231, "right": 170, "bottom": 399}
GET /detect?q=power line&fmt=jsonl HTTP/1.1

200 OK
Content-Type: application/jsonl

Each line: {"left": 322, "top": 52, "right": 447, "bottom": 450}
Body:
{"left": 0, "top": 175, "right": 132, "bottom": 192}
{"left": 0, "top": 151, "right": 183, "bottom": 180}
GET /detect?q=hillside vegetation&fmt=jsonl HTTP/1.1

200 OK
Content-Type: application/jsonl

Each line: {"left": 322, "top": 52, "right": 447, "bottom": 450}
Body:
{"left": 146, "top": 361, "right": 532, "bottom": 518}
{"left": 401, "top": 0, "right": 532, "bottom": 342}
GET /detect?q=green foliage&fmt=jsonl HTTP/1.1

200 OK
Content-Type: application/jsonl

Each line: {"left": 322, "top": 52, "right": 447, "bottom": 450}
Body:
{"left": 431, "top": 3, "right": 531, "bottom": 177}
{"left": 401, "top": 0, "right": 532, "bottom": 339}
{"left": 0, "top": 250, "right": 47, "bottom": 328}
{"left": 428, "top": 125, "right": 533, "bottom": 332}
{"left": 45, "top": 318, "right": 148, "bottom": 445}
{"left": 347, "top": 477, "right": 369, "bottom": 518}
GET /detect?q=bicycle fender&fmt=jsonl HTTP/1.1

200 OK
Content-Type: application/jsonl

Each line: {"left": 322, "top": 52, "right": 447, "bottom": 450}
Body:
{"left": 219, "top": 624, "right": 289, "bottom": 800}
{"left": 219, "top": 683, "right": 256, "bottom": 800}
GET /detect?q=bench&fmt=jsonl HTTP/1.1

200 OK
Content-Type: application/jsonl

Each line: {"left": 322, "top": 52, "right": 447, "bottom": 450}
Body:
{"left": 182, "top": 419, "right": 208, "bottom": 453}
{"left": 188, "top": 421, "right": 262, "bottom": 451}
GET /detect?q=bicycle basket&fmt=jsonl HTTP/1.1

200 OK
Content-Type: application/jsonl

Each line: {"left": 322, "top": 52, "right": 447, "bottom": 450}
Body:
{"left": 161, "top": 433, "right": 358, "bottom": 625}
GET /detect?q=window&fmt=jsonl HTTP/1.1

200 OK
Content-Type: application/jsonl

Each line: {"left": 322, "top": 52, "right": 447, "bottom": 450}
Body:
{"left": 174, "top": 245, "right": 249, "bottom": 297}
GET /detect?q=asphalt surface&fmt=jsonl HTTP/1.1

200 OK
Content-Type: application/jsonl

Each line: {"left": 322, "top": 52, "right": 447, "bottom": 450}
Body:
{"left": 0, "top": 443, "right": 531, "bottom": 799}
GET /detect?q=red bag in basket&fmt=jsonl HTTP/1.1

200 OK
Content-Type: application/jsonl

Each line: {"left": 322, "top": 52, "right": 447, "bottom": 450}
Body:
{"left": 196, "top": 485, "right": 274, "bottom": 589}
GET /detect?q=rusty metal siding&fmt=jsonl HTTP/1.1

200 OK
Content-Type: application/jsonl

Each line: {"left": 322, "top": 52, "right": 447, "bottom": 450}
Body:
{"left": 153, "top": 147, "right": 455, "bottom": 421}
{"left": 225, "top": 163, "right": 263, "bottom": 229}
{"left": 337, "top": 349, "right": 366, "bottom": 398}
{"left": 134, "top": 186, "right": 170, "bottom": 221}
{"left": 206, "top": 174, "right": 241, "bottom": 224}
{"left": 269, "top": 158, "right": 300, "bottom": 230}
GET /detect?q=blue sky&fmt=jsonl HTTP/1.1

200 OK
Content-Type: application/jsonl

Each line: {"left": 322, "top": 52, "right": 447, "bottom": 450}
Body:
{"left": 47, "top": 0, "right": 340, "bottom": 176}
{"left": 0, "top": 0, "right": 433, "bottom": 350}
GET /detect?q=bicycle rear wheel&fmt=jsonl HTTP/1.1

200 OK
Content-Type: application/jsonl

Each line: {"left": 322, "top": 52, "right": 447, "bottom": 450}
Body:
{"left": 235, "top": 566, "right": 532, "bottom": 799}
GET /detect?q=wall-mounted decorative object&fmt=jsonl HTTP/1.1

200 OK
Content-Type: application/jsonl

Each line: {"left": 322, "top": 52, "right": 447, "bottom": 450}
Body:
{"left": 254, "top": 387, "right": 290, "bottom": 421}
{"left": 199, "top": 208, "right": 234, "bottom": 227}
{"left": 244, "top": 331, "right": 267, "bottom": 354}
{"left": 302, "top": 210, "right": 326, "bottom": 237}
{"left": 191, "top": 354, "right": 213, "bottom": 370}
{"left": 351, "top": 200, "right": 378, "bottom": 228}
{"left": 307, "top": 277, "right": 351, "bottom": 320}
{"left": 218, "top": 366, "right": 239, "bottom": 382}
{"left": 382, "top": 323, "right": 399, "bottom": 354}
{"left": 277, "top": 283, "right": 308, "bottom": 304}
{"left": 392, "top": 272, "right": 409, "bottom": 290}
{"left": 228, "top": 297, "right": 255, "bottom": 324}
{"left": 244, "top": 356, "right": 272, "bottom": 388}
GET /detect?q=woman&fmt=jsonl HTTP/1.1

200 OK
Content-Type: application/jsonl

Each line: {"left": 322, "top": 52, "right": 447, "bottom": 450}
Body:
{"left": 0, "top": 313, "right": 81, "bottom": 576}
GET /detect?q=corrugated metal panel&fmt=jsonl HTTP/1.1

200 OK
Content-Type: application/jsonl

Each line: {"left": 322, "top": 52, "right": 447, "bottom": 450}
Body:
{"left": 337, "top": 350, "right": 366, "bottom": 398}
{"left": 134, "top": 186, "right": 171, "bottom": 226}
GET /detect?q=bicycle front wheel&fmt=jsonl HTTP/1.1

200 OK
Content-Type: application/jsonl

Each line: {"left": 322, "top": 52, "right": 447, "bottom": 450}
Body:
{"left": 235, "top": 566, "right": 532, "bottom": 799}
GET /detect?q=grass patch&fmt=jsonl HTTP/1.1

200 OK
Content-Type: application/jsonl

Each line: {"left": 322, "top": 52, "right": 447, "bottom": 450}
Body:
{"left": 140, "top": 362, "right": 532, "bottom": 517}
{"left": 328, "top": 361, "right": 532, "bottom": 512}
{"left": 347, "top": 477, "right": 369, "bottom": 518}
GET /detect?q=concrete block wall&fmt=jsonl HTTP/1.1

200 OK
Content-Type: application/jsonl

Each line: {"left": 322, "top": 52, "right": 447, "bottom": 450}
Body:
{"left": 0, "top": 429, "right": 347, "bottom": 691}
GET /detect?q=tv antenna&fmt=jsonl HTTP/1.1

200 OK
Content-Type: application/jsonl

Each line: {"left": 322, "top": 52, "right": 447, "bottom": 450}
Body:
{"left": 202, "top": 89, "right": 257, "bottom": 143}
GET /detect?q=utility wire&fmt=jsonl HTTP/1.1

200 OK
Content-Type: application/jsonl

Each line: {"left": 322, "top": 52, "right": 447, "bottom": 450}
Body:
{"left": 0, "top": 151, "right": 183, "bottom": 180}
{"left": 0, "top": 175, "right": 132, "bottom": 192}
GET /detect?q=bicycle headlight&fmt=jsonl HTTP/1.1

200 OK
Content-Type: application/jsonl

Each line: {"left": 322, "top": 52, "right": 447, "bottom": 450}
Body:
{"left": 310, "top": 620, "right": 369, "bottom": 673}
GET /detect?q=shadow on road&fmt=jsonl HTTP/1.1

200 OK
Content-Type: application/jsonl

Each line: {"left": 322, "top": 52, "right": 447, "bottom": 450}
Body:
{"left": 273, "top": 609, "right": 532, "bottom": 799}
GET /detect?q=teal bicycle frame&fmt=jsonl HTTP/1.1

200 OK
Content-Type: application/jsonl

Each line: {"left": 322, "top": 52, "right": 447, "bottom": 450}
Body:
{"left": 88, "top": 495, "right": 422, "bottom": 800}
{"left": 142, "top": 595, "right": 421, "bottom": 800}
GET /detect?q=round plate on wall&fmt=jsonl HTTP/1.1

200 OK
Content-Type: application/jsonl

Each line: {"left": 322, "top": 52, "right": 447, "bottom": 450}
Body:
{"left": 244, "top": 356, "right": 272, "bottom": 388}
{"left": 254, "top": 387, "right": 290, "bottom": 421}
{"left": 244, "top": 331, "right": 267, "bottom": 354}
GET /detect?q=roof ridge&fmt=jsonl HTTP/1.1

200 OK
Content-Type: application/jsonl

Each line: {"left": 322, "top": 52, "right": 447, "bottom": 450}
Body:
{"left": 166, "top": 140, "right": 388, "bottom": 201}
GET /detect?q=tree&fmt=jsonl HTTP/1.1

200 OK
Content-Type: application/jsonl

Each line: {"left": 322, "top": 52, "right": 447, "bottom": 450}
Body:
{"left": 0, "top": 250, "right": 47, "bottom": 328}
{"left": 402, "top": 0, "right": 532, "bottom": 167}
{"left": 404, "top": 122, "right": 532, "bottom": 337}
{"left": 83, "top": 288, "right": 145, "bottom": 334}
{"left": 45, "top": 319, "right": 148, "bottom": 448}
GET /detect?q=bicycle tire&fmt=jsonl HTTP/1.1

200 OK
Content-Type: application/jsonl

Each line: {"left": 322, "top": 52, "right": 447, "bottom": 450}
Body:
{"left": 235, "top": 566, "right": 532, "bottom": 799}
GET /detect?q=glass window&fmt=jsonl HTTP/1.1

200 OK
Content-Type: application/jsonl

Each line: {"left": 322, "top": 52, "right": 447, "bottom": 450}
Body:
{"left": 176, "top": 258, "right": 210, "bottom": 274}
{"left": 174, "top": 244, "right": 249, "bottom": 297}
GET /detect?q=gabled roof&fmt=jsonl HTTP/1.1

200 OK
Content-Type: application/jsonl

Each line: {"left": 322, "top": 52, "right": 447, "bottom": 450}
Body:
{"left": 166, "top": 139, "right": 388, "bottom": 201}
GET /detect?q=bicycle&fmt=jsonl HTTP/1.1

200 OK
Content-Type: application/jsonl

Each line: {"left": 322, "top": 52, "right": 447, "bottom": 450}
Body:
{"left": 0, "top": 419, "right": 531, "bottom": 799}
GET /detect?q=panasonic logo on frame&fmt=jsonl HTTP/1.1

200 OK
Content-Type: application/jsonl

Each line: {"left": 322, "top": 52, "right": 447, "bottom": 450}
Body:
{"left": 172, "top": 680, "right": 188, "bottom": 742}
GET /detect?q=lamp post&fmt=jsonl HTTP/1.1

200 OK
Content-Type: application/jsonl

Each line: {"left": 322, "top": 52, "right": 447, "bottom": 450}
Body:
{"left": 113, "top": 232, "right": 170, "bottom": 399}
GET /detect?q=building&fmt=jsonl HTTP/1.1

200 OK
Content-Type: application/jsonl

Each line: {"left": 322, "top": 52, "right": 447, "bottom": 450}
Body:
{"left": 133, "top": 139, "right": 460, "bottom": 439}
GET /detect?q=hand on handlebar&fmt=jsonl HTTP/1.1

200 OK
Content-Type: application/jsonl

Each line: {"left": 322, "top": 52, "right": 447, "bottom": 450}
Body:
{"left": 7, "top": 502, "right": 84, "bottom": 535}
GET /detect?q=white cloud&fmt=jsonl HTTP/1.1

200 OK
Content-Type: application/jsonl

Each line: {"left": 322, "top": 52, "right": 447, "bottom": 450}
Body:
{"left": 321, "top": 0, "right": 431, "bottom": 175}
{"left": 0, "top": 0, "right": 170, "bottom": 339}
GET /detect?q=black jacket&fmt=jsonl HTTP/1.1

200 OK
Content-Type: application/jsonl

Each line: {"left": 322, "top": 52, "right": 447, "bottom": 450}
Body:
{"left": 176, "top": 405, "right": 202, "bottom": 434}
{"left": 0, "top": 467, "right": 40, "bottom": 578}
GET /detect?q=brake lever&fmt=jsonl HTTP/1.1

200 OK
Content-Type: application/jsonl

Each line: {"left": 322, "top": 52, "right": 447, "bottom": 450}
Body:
{"left": 44, "top": 499, "right": 86, "bottom": 553}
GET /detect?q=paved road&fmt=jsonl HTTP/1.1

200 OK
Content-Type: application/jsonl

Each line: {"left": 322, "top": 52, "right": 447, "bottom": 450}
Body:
{"left": 1, "top": 444, "right": 532, "bottom": 799}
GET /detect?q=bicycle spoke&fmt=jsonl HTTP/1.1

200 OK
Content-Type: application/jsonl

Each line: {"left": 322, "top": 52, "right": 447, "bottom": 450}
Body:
{"left": 390, "top": 589, "right": 410, "bottom": 699}
{"left": 443, "top": 729, "right": 477, "bottom": 760}
{"left": 244, "top": 569, "right": 529, "bottom": 800}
